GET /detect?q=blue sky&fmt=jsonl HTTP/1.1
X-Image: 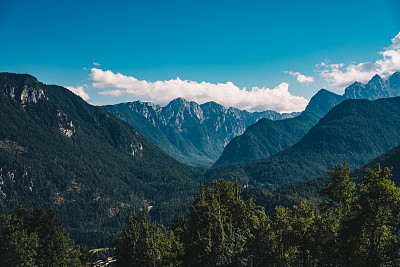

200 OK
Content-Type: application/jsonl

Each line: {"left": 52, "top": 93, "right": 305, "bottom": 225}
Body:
{"left": 1, "top": 0, "right": 400, "bottom": 112}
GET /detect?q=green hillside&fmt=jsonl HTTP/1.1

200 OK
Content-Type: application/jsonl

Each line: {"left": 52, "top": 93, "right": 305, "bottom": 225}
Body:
{"left": 208, "top": 97, "right": 400, "bottom": 189}
{"left": 215, "top": 72, "right": 400, "bottom": 167}
{"left": 244, "top": 144, "right": 400, "bottom": 216}
{"left": 0, "top": 73, "right": 205, "bottom": 247}
{"left": 214, "top": 89, "right": 343, "bottom": 166}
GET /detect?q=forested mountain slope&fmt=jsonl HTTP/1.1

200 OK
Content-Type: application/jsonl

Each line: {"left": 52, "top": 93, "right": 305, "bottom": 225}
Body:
{"left": 0, "top": 73, "right": 204, "bottom": 247}
{"left": 245, "top": 144, "right": 400, "bottom": 215}
{"left": 214, "top": 72, "right": 400, "bottom": 167}
{"left": 214, "top": 89, "right": 343, "bottom": 166}
{"left": 208, "top": 97, "right": 400, "bottom": 189}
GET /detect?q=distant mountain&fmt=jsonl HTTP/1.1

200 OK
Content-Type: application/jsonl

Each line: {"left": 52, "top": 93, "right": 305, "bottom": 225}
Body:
{"left": 0, "top": 73, "right": 204, "bottom": 247}
{"left": 213, "top": 89, "right": 343, "bottom": 167}
{"left": 207, "top": 96, "right": 400, "bottom": 189}
{"left": 343, "top": 73, "right": 400, "bottom": 99}
{"left": 214, "top": 72, "right": 400, "bottom": 167}
{"left": 102, "top": 98, "right": 298, "bottom": 167}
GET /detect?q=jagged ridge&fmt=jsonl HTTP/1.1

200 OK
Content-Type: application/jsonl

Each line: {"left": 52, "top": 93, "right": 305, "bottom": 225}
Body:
{"left": 102, "top": 98, "right": 299, "bottom": 167}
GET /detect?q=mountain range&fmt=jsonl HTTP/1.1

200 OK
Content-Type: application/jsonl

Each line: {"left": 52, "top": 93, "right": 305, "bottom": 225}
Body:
{"left": 214, "top": 72, "right": 400, "bottom": 166}
{"left": 207, "top": 95, "right": 400, "bottom": 189}
{"left": 102, "top": 98, "right": 298, "bottom": 167}
{"left": 3, "top": 71, "right": 400, "bottom": 250}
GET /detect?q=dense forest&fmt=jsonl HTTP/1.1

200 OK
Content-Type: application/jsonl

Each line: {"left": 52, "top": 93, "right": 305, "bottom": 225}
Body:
{"left": 3, "top": 163, "right": 400, "bottom": 266}
{"left": 112, "top": 163, "right": 400, "bottom": 266}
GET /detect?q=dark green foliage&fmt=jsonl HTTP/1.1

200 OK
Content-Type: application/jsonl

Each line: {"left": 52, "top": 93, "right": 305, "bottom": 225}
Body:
{"left": 113, "top": 210, "right": 182, "bottom": 267}
{"left": 355, "top": 145, "right": 400, "bottom": 184}
{"left": 208, "top": 97, "right": 400, "bottom": 190}
{"left": 79, "top": 245, "right": 98, "bottom": 266}
{"left": 242, "top": 177, "right": 329, "bottom": 214}
{"left": 114, "top": 179, "right": 266, "bottom": 266}
{"left": 0, "top": 214, "right": 38, "bottom": 266}
{"left": 318, "top": 164, "right": 400, "bottom": 266}
{"left": 113, "top": 165, "right": 400, "bottom": 266}
{"left": 0, "top": 204, "right": 83, "bottom": 266}
{"left": 252, "top": 164, "right": 400, "bottom": 266}
{"left": 0, "top": 73, "right": 205, "bottom": 247}
{"left": 181, "top": 179, "right": 265, "bottom": 266}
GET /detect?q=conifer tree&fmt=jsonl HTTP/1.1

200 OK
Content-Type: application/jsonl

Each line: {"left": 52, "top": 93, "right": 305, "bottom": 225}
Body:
{"left": 182, "top": 179, "right": 265, "bottom": 266}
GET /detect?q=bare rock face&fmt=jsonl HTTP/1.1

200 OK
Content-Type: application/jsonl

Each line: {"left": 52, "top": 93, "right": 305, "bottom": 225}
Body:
{"left": 1, "top": 73, "right": 48, "bottom": 106}
{"left": 57, "top": 110, "right": 76, "bottom": 137}
{"left": 20, "top": 85, "right": 46, "bottom": 104}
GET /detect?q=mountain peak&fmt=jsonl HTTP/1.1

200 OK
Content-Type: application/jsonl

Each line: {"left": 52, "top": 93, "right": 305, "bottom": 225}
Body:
{"left": 0, "top": 72, "right": 46, "bottom": 104}
{"left": 0, "top": 72, "right": 40, "bottom": 86}
{"left": 169, "top": 97, "right": 188, "bottom": 104}
{"left": 369, "top": 74, "right": 383, "bottom": 83}
{"left": 305, "top": 89, "right": 343, "bottom": 114}
{"left": 343, "top": 74, "right": 390, "bottom": 100}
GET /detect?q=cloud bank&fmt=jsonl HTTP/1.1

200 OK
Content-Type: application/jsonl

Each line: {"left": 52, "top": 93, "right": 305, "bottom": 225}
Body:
{"left": 285, "top": 71, "right": 314, "bottom": 84}
{"left": 316, "top": 32, "right": 400, "bottom": 89}
{"left": 90, "top": 68, "right": 308, "bottom": 113}
{"left": 65, "top": 86, "right": 90, "bottom": 101}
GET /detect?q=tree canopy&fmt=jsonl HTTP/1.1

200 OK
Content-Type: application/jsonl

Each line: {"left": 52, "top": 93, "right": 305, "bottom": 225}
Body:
{"left": 114, "top": 164, "right": 400, "bottom": 266}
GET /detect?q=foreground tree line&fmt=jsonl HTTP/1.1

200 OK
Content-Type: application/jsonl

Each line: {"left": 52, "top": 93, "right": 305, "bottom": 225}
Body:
{"left": 114, "top": 164, "right": 400, "bottom": 266}
{"left": 0, "top": 205, "right": 96, "bottom": 266}
{"left": 2, "top": 163, "right": 400, "bottom": 266}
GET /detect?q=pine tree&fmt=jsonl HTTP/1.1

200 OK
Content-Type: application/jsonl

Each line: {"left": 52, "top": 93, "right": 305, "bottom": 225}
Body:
{"left": 182, "top": 179, "right": 265, "bottom": 266}
{"left": 113, "top": 210, "right": 182, "bottom": 266}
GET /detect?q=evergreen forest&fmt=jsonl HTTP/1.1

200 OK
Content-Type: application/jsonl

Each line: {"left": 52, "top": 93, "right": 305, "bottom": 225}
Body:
{"left": 3, "top": 163, "right": 400, "bottom": 266}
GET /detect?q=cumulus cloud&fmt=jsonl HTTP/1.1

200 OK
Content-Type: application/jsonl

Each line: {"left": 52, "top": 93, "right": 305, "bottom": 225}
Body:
{"left": 93, "top": 62, "right": 101, "bottom": 66}
{"left": 316, "top": 32, "right": 400, "bottom": 89}
{"left": 90, "top": 68, "right": 308, "bottom": 113}
{"left": 65, "top": 86, "right": 90, "bottom": 101}
{"left": 387, "top": 32, "right": 400, "bottom": 50}
{"left": 285, "top": 71, "right": 314, "bottom": 84}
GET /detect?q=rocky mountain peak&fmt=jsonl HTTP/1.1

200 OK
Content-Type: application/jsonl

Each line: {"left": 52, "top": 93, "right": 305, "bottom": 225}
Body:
{"left": 0, "top": 72, "right": 47, "bottom": 105}
{"left": 369, "top": 74, "right": 383, "bottom": 82}
{"left": 102, "top": 96, "right": 298, "bottom": 167}
{"left": 167, "top": 97, "right": 192, "bottom": 109}
{"left": 388, "top": 71, "right": 400, "bottom": 94}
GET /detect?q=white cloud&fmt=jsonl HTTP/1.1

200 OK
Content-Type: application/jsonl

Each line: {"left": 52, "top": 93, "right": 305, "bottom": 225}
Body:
{"left": 90, "top": 68, "right": 308, "bottom": 113}
{"left": 285, "top": 71, "right": 314, "bottom": 84}
{"left": 387, "top": 32, "right": 400, "bottom": 50}
{"left": 316, "top": 31, "right": 400, "bottom": 89}
{"left": 93, "top": 62, "right": 101, "bottom": 66}
{"left": 65, "top": 86, "right": 90, "bottom": 101}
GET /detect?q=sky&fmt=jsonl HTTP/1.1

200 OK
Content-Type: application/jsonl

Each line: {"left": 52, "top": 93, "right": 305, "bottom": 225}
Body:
{"left": 1, "top": 0, "right": 400, "bottom": 112}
